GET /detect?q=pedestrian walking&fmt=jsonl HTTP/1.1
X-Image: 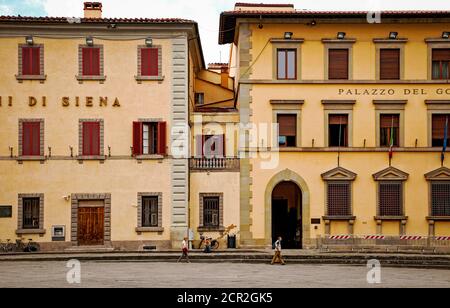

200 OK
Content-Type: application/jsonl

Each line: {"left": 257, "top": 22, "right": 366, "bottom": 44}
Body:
{"left": 271, "top": 236, "right": 286, "bottom": 265}
{"left": 177, "top": 237, "right": 190, "bottom": 263}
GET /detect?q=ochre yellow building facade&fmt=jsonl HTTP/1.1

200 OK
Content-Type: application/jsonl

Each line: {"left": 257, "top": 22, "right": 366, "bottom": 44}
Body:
{"left": 221, "top": 3, "right": 450, "bottom": 250}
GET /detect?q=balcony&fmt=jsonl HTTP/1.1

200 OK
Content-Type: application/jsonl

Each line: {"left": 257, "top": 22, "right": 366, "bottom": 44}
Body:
{"left": 190, "top": 157, "right": 240, "bottom": 172}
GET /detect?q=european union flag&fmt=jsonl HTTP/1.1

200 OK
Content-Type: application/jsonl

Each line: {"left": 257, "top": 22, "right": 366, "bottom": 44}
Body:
{"left": 442, "top": 117, "right": 448, "bottom": 166}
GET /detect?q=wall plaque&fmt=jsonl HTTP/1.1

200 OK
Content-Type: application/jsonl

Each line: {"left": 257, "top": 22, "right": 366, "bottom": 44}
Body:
{"left": 0, "top": 206, "right": 12, "bottom": 218}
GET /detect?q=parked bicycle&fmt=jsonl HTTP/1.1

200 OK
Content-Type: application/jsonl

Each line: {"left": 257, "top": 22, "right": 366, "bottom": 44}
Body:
{"left": 18, "top": 238, "right": 40, "bottom": 253}
{"left": 0, "top": 238, "right": 40, "bottom": 253}
{"left": 0, "top": 239, "right": 15, "bottom": 253}
{"left": 198, "top": 224, "right": 237, "bottom": 251}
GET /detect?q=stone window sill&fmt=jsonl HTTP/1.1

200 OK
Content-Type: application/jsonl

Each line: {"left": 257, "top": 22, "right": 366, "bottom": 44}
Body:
{"left": 16, "top": 229, "right": 46, "bottom": 235}
{"left": 323, "top": 216, "right": 356, "bottom": 221}
{"left": 77, "top": 155, "right": 106, "bottom": 161}
{"left": 76, "top": 75, "right": 106, "bottom": 83}
{"left": 270, "top": 38, "right": 304, "bottom": 44}
{"left": 16, "top": 75, "right": 47, "bottom": 82}
{"left": 17, "top": 156, "right": 46, "bottom": 162}
{"left": 375, "top": 216, "right": 408, "bottom": 221}
{"left": 135, "top": 227, "right": 164, "bottom": 233}
{"left": 198, "top": 226, "right": 226, "bottom": 233}
{"left": 427, "top": 216, "right": 450, "bottom": 221}
{"left": 135, "top": 76, "right": 165, "bottom": 83}
{"left": 135, "top": 155, "right": 164, "bottom": 160}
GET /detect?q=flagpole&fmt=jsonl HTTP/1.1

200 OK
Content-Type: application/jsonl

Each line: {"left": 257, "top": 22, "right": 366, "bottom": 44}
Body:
{"left": 338, "top": 116, "right": 342, "bottom": 167}
{"left": 389, "top": 115, "right": 394, "bottom": 167}
{"left": 442, "top": 116, "right": 448, "bottom": 167}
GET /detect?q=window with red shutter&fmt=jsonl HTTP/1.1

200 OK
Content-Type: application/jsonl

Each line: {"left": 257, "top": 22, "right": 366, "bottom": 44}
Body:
{"left": 432, "top": 114, "right": 450, "bottom": 147}
{"left": 277, "top": 114, "right": 297, "bottom": 147}
{"left": 21, "top": 46, "right": 41, "bottom": 76}
{"left": 380, "top": 49, "right": 400, "bottom": 80}
{"left": 328, "top": 49, "right": 349, "bottom": 80}
{"left": 133, "top": 122, "right": 143, "bottom": 156}
{"left": 22, "top": 122, "right": 41, "bottom": 156}
{"left": 141, "top": 48, "right": 159, "bottom": 77}
{"left": 157, "top": 122, "right": 167, "bottom": 155}
{"left": 329, "top": 114, "right": 349, "bottom": 147}
{"left": 82, "top": 122, "right": 100, "bottom": 156}
{"left": 380, "top": 114, "right": 400, "bottom": 147}
{"left": 132, "top": 122, "right": 166, "bottom": 156}
{"left": 82, "top": 47, "right": 101, "bottom": 76}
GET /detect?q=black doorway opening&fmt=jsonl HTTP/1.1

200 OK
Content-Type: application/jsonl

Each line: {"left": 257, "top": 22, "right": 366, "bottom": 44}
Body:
{"left": 272, "top": 181, "right": 302, "bottom": 249}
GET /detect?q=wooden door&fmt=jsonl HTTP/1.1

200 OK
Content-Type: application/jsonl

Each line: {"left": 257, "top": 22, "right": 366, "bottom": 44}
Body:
{"left": 78, "top": 207, "right": 104, "bottom": 246}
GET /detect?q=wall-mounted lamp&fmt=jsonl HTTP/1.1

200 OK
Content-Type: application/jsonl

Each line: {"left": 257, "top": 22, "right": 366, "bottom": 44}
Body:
{"left": 25, "top": 36, "right": 34, "bottom": 45}
{"left": 62, "top": 195, "right": 71, "bottom": 202}
{"left": 308, "top": 20, "right": 317, "bottom": 26}
{"left": 389, "top": 32, "right": 398, "bottom": 39}
{"left": 442, "top": 31, "right": 450, "bottom": 39}
{"left": 145, "top": 37, "right": 153, "bottom": 47}
{"left": 258, "top": 14, "right": 263, "bottom": 29}
{"left": 284, "top": 32, "right": 294, "bottom": 40}
{"left": 86, "top": 36, "right": 94, "bottom": 46}
{"left": 337, "top": 32, "right": 346, "bottom": 40}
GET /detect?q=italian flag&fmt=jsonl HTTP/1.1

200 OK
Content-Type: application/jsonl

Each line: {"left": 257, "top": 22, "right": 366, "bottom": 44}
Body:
{"left": 389, "top": 116, "right": 395, "bottom": 160}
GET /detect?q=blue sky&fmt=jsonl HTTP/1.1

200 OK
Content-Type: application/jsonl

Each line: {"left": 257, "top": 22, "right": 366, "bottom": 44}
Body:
{"left": 1, "top": 0, "right": 450, "bottom": 64}
{"left": 0, "top": 0, "right": 46, "bottom": 16}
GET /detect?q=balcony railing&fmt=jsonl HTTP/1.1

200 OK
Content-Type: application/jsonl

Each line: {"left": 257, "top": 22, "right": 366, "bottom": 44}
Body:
{"left": 190, "top": 157, "right": 240, "bottom": 171}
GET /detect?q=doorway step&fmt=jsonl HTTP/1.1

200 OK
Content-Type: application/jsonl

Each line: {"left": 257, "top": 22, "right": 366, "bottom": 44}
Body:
{"left": 64, "top": 245, "right": 114, "bottom": 253}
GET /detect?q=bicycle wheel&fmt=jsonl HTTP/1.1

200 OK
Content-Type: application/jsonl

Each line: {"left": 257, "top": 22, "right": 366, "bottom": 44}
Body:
{"left": 211, "top": 240, "right": 219, "bottom": 250}
{"left": 6, "top": 243, "right": 15, "bottom": 253}
{"left": 29, "top": 243, "right": 40, "bottom": 252}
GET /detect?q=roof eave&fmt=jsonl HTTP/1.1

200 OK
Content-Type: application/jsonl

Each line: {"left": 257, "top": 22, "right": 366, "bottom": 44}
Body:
{"left": 218, "top": 11, "right": 450, "bottom": 44}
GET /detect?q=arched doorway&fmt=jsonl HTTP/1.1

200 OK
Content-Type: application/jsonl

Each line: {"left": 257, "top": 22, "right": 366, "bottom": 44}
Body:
{"left": 272, "top": 181, "right": 302, "bottom": 249}
{"left": 264, "top": 169, "right": 310, "bottom": 250}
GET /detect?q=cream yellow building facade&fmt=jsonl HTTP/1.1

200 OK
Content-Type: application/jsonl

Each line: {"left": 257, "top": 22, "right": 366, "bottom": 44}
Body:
{"left": 0, "top": 2, "right": 210, "bottom": 251}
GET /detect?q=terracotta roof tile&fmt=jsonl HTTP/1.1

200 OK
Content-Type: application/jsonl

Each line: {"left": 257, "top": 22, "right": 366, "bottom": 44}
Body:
{"left": 0, "top": 15, "right": 195, "bottom": 24}
{"left": 234, "top": 3, "right": 294, "bottom": 8}
{"left": 222, "top": 9, "right": 450, "bottom": 15}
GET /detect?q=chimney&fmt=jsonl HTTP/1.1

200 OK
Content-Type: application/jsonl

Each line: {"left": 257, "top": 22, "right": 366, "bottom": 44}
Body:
{"left": 84, "top": 2, "right": 102, "bottom": 19}
{"left": 221, "top": 67, "right": 229, "bottom": 89}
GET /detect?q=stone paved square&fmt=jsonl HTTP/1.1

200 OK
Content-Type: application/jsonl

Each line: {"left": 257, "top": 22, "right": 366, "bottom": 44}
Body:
{"left": 0, "top": 261, "right": 449, "bottom": 288}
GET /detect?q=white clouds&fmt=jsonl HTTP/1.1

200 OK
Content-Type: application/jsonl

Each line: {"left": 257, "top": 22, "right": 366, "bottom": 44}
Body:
{"left": 0, "top": 4, "right": 14, "bottom": 15}
{"left": 42, "top": 0, "right": 450, "bottom": 65}
{"left": 0, "top": 0, "right": 46, "bottom": 16}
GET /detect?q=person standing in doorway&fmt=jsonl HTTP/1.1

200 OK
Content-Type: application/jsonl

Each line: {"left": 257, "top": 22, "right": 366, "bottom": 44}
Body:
{"left": 177, "top": 237, "right": 190, "bottom": 263}
{"left": 271, "top": 236, "right": 286, "bottom": 265}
